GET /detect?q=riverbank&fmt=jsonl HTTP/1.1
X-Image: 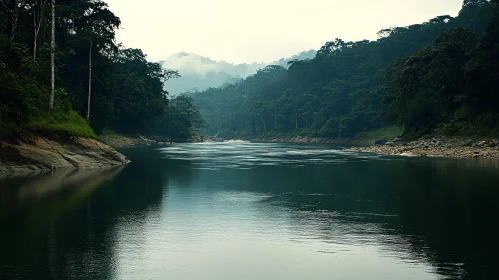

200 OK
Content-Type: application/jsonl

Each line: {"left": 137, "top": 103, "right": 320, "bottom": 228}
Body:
{"left": 101, "top": 133, "right": 499, "bottom": 159}
{"left": 0, "top": 136, "right": 129, "bottom": 174}
{"left": 101, "top": 134, "right": 226, "bottom": 148}
{"left": 248, "top": 136, "right": 373, "bottom": 145}
{"left": 246, "top": 135, "right": 499, "bottom": 158}
{"left": 101, "top": 135, "right": 178, "bottom": 148}
{"left": 349, "top": 137, "right": 499, "bottom": 158}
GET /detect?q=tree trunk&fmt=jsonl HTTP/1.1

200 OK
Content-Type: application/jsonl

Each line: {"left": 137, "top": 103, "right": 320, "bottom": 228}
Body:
{"left": 33, "top": 0, "right": 45, "bottom": 60}
{"left": 49, "top": 0, "right": 55, "bottom": 110}
{"left": 33, "top": 12, "right": 37, "bottom": 59}
{"left": 86, "top": 40, "right": 93, "bottom": 121}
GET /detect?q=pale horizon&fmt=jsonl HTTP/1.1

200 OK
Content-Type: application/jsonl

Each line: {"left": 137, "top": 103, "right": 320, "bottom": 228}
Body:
{"left": 105, "top": 0, "right": 464, "bottom": 64}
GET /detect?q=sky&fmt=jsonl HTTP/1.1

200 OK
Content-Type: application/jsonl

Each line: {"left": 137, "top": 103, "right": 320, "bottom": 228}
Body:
{"left": 105, "top": 0, "right": 464, "bottom": 64}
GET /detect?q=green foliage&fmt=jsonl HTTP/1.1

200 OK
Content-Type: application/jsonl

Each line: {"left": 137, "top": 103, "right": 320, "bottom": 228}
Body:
{"left": 381, "top": 28, "right": 479, "bottom": 136}
{"left": 355, "top": 126, "right": 403, "bottom": 141}
{"left": 1, "top": 0, "right": 199, "bottom": 140}
{"left": 0, "top": 37, "right": 48, "bottom": 126}
{"left": 381, "top": 6, "right": 499, "bottom": 138}
{"left": 191, "top": 1, "right": 495, "bottom": 139}
{"left": 153, "top": 94, "right": 205, "bottom": 140}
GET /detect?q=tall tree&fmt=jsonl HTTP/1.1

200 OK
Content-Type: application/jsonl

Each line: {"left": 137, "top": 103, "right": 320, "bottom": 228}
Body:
{"left": 49, "top": 0, "right": 54, "bottom": 110}
{"left": 32, "top": 0, "right": 46, "bottom": 60}
{"left": 86, "top": 38, "right": 92, "bottom": 120}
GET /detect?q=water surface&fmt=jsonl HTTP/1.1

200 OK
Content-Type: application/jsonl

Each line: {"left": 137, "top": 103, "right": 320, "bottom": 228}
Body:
{"left": 1, "top": 142, "right": 498, "bottom": 280}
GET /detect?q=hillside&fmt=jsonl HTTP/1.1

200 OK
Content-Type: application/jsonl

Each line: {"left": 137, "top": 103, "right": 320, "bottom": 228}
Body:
{"left": 190, "top": 0, "right": 498, "bottom": 140}
{"left": 159, "top": 50, "right": 316, "bottom": 95}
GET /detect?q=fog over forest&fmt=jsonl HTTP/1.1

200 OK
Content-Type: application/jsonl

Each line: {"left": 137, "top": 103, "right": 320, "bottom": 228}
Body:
{"left": 159, "top": 51, "right": 316, "bottom": 95}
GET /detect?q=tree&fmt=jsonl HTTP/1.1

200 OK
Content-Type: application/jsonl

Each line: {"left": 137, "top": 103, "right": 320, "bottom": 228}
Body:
{"left": 32, "top": 0, "right": 47, "bottom": 60}
{"left": 49, "top": 0, "right": 54, "bottom": 110}
{"left": 0, "top": 0, "right": 195, "bottom": 139}
{"left": 190, "top": 1, "right": 497, "bottom": 139}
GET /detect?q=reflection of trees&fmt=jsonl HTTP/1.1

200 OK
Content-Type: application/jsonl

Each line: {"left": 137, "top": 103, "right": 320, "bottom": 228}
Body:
{"left": 0, "top": 146, "right": 192, "bottom": 280}
{"left": 0, "top": 167, "right": 122, "bottom": 279}
{"left": 214, "top": 159, "right": 499, "bottom": 280}
{"left": 391, "top": 159, "right": 499, "bottom": 280}
{"left": 1, "top": 146, "right": 498, "bottom": 280}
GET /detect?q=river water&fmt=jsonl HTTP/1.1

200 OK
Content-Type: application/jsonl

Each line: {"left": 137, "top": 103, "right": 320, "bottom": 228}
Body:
{"left": 1, "top": 142, "right": 498, "bottom": 280}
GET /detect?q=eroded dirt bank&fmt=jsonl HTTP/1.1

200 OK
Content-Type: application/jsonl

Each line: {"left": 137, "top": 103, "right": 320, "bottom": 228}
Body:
{"left": 0, "top": 136, "right": 129, "bottom": 174}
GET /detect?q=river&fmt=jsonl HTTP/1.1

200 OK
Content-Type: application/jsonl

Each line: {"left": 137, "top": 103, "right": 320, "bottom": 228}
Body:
{"left": 1, "top": 142, "right": 498, "bottom": 280}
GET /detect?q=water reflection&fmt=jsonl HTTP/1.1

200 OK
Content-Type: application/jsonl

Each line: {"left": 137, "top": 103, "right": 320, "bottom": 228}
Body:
{"left": 0, "top": 143, "right": 498, "bottom": 280}
{"left": 154, "top": 143, "right": 499, "bottom": 279}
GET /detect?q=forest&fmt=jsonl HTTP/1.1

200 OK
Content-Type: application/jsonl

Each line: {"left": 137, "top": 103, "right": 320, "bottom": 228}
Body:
{"left": 2, "top": 0, "right": 498, "bottom": 142}
{"left": 0, "top": 0, "right": 202, "bottom": 140}
{"left": 191, "top": 0, "right": 499, "bottom": 139}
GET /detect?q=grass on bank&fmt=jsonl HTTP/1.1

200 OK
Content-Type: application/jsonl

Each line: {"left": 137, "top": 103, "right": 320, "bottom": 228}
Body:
{"left": 31, "top": 110, "right": 97, "bottom": 139}
{"left": 0, "top": 109, "right": 97, "bottom": 139}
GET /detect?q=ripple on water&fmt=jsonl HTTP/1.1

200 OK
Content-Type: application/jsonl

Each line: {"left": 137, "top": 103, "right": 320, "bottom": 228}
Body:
{"left": 159, "top": 142, "right": 380, "bottom": 169}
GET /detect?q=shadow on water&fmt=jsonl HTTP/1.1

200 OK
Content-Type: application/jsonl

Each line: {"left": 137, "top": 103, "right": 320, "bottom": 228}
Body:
{"left": 251, "top": 159, "right": 498, "bottom": 279}
{"left": 0, "top": 159, "right": 165, "bottom": 279}
{"left": 0, "top": 144, "right": 498, "bottom": 279}
{"left": 242, "top": 158, "right": 499, "bottom": 280}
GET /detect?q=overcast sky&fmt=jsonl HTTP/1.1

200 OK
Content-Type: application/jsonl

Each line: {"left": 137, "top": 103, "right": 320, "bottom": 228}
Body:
{"left": 105, "top": 0, "right": 464, "bottom": 64}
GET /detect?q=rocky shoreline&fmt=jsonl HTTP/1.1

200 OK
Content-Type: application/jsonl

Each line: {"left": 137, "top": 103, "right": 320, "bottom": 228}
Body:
{"left": 248, "top": 136, "right": 370, "bottom": 145}
{"left": 247, "top": 135, "right": 499, "bottom": 159}
{"left": 101, "top": 135, "right": 176, "bottom": 148}
{"left": 101, "top": 133, "right": 499, "bottom": 159}
{"left": 0, "top": 136, "right": 129, "bottom": 174}
{"left": 101, "top": 134, "right": 228, "bottom": 148}
{"left": 188, "top": 135, "right": 224, "bottom": 143}
{"left": 349, "top": 137, "right": 499, "bottom": 158}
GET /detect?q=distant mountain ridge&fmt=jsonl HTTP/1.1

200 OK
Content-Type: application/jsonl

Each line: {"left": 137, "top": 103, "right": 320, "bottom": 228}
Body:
{"left": 159, "top": 50, "right": 316, "bottom": 95}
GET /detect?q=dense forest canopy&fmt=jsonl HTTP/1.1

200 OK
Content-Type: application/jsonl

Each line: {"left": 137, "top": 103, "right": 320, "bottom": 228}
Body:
{"left": 190, "top": 0, "right": 499, "bottom": 139}
{"left": 1, "top": 0, "right": 498, "bottom": 141}
{"left": 0, "top": 0, "right": 202, "bottom": 139}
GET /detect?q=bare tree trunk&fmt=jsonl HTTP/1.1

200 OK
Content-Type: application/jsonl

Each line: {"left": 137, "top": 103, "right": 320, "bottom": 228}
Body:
{"left": 33, "top": 11, "right": 37, "bottom": 59}
{"left": 49, "top": 0, "right": 55, "bottom": 110}
{"left": 86, "top": 40, "right": 93, "bottom": 121}
{"left": 33, "top": 0, "right": 45, "bottom": 60}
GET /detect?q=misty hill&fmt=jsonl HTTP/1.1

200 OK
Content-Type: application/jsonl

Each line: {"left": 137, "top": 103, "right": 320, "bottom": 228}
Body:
{"left": 159, "top": 50, "right": 316, "bottom": 95}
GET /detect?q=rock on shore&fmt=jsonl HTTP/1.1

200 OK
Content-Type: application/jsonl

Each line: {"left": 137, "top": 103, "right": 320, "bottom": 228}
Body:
{"left": 249, "top": 136, "right": 369, "bottom": 145}
{"left": 100, "top": 135, "right": 159, "bottom": 147}
{"left": 350, "top": 138, "right": 499, "bottom": 158}
{"left": 0, "top": 136, "right": 129, "bottom": 174}
{"left": 188, "top": 135, "right": 224, "bottom": 143}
